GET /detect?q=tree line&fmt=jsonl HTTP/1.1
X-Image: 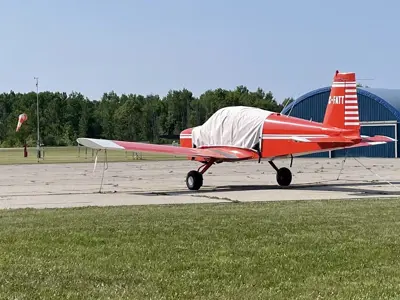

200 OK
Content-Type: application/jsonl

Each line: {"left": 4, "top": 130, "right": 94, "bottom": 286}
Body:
{"left": 1, "top": 87, "right": 294, "bottom": 147}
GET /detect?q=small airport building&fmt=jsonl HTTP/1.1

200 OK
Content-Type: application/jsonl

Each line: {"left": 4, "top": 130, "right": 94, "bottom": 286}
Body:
{"left": 281, "top": 87, "right": 400, "bottom": 158}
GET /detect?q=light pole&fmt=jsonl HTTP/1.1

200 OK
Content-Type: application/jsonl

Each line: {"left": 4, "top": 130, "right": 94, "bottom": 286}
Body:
{"left": 34, "top": 77, "right": 40, "bottom": 160}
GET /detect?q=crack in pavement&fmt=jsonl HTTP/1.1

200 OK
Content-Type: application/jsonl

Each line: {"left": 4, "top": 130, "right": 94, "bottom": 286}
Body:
{"left": 190, "top": 194, "right": 240, "bottom": 203}
{"left": 146, "top": 191, "right": 240, "bottom": 203}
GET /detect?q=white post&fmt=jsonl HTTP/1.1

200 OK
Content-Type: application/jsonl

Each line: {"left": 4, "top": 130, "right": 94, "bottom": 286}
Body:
{"left": 34, "top": 77, "right": 40, "bottom": 162}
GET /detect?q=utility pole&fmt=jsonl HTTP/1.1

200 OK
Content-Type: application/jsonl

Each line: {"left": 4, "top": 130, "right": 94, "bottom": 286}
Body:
{"left": 34, "top": 77, "right": 40, "bottom": 161}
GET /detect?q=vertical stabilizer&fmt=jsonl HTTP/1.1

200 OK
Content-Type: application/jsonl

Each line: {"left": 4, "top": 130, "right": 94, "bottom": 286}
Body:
{"left": 323, "top": 70, "right": 360, "bottom": 132}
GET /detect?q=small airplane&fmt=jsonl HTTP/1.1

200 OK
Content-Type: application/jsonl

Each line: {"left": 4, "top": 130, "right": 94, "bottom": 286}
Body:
{"left": 77, "top": 70, "right": 396, "bottom": 190}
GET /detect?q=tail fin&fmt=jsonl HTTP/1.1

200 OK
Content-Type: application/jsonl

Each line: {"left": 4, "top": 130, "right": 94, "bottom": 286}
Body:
{"left": 323, "top": 70, "right": 360, "bottom": 132}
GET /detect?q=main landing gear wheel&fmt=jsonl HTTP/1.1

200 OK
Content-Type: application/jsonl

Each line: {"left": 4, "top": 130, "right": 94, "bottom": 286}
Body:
{"left": 276, "top": 167, "right": 292, "bottom": 186}
{"left": 186, "top": 170, "right": 203, "bottom": 190}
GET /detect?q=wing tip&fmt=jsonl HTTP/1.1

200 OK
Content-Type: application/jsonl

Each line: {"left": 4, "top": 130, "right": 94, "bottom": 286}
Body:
{"left": 76, "top": 137, "right": 125, "bottom": 150}
{"left": 362, "top": 135, "right": 396, "bottom": 143}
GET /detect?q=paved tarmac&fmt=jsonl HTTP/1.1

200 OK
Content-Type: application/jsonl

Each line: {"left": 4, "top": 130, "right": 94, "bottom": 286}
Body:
{"left": 1, "top": 157, "right": 400, "bottom": 209}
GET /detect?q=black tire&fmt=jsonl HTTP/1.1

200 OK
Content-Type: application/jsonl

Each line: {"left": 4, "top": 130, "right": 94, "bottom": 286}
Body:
{"left": 276, "top": 167, "right": 292, "bottom": 186}
{"left": 186, "top": 170, "right": 203, "bottom": 190}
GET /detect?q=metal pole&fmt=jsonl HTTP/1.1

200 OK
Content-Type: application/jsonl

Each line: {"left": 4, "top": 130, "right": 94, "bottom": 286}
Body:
{"left": 34, "top": 77, "right": 40, "bottom": 161}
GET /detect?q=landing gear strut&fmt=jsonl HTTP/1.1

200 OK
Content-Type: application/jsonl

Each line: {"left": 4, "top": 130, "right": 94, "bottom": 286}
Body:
{"left": 186, "top": 159, "right": 216, "bottom": 190}
{"left": 268, "top": 161, "right": 292, "bottom": 186}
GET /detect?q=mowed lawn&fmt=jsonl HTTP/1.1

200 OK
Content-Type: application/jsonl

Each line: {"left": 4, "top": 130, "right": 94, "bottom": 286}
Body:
{"left": 0, "top": 146, "right": 184, "bottom": 164}
{"left": 1, "top": 200, "right": 400, "bottom": 299}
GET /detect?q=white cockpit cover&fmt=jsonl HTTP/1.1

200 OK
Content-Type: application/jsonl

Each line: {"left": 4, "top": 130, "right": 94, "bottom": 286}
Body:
{"left": 191, "top": 106, "right": 273, "bottom": 149}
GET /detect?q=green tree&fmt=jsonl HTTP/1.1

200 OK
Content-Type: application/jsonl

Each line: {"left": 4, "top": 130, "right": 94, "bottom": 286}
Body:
{"left": 0, "top": 85, "right": 288, "bottom": 147}
{"left": 282, "top": 97, "right": 294, "bottom": 108}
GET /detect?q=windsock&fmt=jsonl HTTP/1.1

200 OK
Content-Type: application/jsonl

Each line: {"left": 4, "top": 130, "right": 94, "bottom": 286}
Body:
{"left": 16, "top": 113, "right": 28, "bottom": 132}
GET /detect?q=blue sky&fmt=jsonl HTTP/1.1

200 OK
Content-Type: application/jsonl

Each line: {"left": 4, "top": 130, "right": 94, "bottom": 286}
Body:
{"left": 1, "top": 0, "right": 399, "bottom": 103}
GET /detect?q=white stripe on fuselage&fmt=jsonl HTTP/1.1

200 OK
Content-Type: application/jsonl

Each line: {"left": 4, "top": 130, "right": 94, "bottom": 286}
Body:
{"left": 262, "top": 134, "right": 328, "bottom": 138}
{"left": 264, "top": 118, "right": 323, "bottom": 129}
{"left": 345, "top": 111, "right": 358, "bottom": 115}
{"left": 180, "top": 134, "right": 331, "bottom": 140}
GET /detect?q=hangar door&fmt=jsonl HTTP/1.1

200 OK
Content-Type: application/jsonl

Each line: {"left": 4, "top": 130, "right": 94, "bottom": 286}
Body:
{"left": 331, "top": 122, "right": 397, "bottom": 158}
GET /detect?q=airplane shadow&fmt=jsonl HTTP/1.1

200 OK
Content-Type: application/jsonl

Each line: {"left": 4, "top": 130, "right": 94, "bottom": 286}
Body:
{"left": 128, "top": 180, "right": 400, "bottom": 199}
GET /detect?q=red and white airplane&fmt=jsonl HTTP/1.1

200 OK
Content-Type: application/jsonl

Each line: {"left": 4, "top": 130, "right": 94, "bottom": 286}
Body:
{"left": 77, "top": 71, "right": 395, "bottom": 190}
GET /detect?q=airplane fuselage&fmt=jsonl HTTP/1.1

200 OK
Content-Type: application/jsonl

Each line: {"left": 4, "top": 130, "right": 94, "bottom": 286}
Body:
{"left": 180, "top": 112, "right": 355, "bottom": 160}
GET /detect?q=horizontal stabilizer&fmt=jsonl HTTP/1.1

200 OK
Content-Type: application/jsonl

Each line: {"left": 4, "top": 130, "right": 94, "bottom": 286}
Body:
{"left": 345, "top": 135, "right": 397, "bottom": 148}
{"left": 77, "top": 138, "right": 258, "bottom": 161}
{"left": 331, "top": 134, "right": 395, "bottom": 150}
{"left": 361, "top": 135, "right": 396, "bottom": 143}
{"left": 291, "top": 134, "right": 396, "bottom": 145}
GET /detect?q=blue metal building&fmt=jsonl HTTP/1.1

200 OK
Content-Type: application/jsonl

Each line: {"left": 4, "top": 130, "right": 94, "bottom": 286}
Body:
{"left": 281, "top": 87, "right": 400, "bottom": 158}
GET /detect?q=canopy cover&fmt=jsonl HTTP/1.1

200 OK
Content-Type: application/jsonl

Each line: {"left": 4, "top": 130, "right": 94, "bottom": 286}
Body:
{"left": 191, "top": 106, "right": 273, "bottom": 149}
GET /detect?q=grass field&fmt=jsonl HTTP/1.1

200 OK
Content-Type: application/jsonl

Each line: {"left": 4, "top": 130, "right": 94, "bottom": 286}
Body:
{"left": 1, "top": 199, "right": 400, "bottom": 299}
{"left": 0, "top": 146, "right": 184, "bottom": 164}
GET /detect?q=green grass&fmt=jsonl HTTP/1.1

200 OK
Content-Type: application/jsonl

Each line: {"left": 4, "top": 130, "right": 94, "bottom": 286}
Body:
{"left": 1, "top": 199, "right": 400, "bottom": 299}
{"left": 0, "top": 146, "right": 184, "bottom": 164}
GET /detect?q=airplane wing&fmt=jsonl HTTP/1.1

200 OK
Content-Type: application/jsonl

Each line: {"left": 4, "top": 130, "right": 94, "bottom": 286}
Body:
{"left": 76, "top": 138, "right": 258, "bottom": 161}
